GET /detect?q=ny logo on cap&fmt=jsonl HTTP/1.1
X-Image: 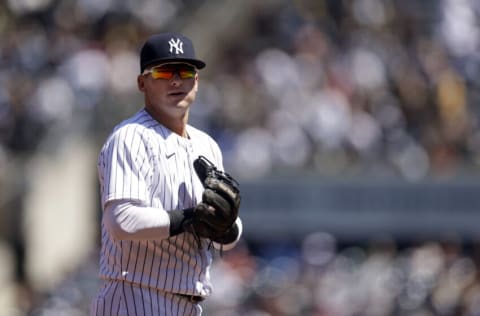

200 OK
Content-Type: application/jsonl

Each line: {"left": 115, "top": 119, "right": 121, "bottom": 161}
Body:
{"left": 168, "top": 38, "right": 184, "bottom": 54}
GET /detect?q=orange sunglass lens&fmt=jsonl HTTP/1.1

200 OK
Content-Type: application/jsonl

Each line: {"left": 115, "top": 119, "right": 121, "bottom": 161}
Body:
{"left": 179, "top": 70, "right": 196, "bottom": 79}
{"left": 151, "top": 68, "right": 196, "bottom": 79}
{"left": 151, "top": 69, "right": 174, "bottom": 79}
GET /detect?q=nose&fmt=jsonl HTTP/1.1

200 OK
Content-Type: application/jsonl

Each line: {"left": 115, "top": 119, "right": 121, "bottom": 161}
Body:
{"left": 169, "top": 72, "right": 183, "bottom": 86}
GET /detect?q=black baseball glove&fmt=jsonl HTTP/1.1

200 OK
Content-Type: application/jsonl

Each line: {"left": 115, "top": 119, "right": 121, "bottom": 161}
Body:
{"left": 191, "top": 156, "right": 241, "bottom": 242}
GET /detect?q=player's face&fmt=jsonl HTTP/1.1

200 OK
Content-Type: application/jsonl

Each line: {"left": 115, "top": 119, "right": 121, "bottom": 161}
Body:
{"left": 138, "top": 62, "right": 199, "bottom": 122}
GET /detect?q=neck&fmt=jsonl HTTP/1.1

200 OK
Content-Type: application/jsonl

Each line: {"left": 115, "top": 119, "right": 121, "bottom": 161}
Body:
{"left": 145, "top": 108, "right": 189, "bottom": 137}
{"left": 171, "top": 120, "right": 188, "bottom": 138}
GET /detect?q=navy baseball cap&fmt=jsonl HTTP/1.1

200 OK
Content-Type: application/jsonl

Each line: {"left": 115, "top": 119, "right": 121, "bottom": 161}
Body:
{"left": 140, "top": 32, "right": 206, "bottom": 73}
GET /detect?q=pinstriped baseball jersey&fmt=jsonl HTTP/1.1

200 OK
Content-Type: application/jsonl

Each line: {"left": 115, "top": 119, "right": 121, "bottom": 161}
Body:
{"left": 97, "top": 109, "right": 223, "bottom": 296}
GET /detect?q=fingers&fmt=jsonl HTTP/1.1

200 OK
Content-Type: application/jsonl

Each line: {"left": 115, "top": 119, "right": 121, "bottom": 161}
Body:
{"left": 201, "top": 190, "right": 237, "bottom": 229}
{"left": 204, "top": 178, "right": 241, "bottom": 210}
{"left": 205, "top": 177, "right": 239, "bottom": 195}
{"left": 194, "top": 173, "right": 241, "bottom": 234}
{"left": 203, "top": 189, "right": 229, "bottom": 212}
{"left": 194, "top": 201, "right": 233, "bottom": 232}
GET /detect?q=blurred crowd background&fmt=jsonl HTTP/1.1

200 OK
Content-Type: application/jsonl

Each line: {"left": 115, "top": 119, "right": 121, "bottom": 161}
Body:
{"left": 1, "top": 0, "right": 480, "bottom": 315}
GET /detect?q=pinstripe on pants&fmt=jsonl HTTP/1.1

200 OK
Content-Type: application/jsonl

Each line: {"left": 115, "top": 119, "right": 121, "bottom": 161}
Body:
{"left": 91, "top": 280, "right": 202, "bottom": 316}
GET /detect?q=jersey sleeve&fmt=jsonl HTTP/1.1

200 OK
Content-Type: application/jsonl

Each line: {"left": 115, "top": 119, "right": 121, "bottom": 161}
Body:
{"left": 98, "top": 126, "right": 151, "bottom": 208}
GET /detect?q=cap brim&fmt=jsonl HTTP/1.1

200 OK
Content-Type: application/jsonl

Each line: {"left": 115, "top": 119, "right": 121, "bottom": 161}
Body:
{"left": 142, "top": 58, "right": 206, "bottom": 71}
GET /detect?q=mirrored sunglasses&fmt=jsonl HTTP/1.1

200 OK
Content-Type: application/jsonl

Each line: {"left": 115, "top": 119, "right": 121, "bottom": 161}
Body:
{"left": 143, "top": 64, "right": 197, "bottom": 80}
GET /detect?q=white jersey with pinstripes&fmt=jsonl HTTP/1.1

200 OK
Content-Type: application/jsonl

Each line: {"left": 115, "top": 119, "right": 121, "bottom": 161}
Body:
{"left": 97, "top": 108, "right": 222, "bottom": 297}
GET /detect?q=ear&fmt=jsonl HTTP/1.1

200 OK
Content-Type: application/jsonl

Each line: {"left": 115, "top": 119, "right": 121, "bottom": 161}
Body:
{"left": 137, "top": 75, "right": 145, "bottom": 92}
{"left": 194, "top": 73, "right": 199, "bottom": 92}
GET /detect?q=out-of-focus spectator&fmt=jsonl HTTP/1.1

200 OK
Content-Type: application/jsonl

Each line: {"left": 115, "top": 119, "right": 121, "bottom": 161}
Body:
{"left": 1, "top": 0, "right": 479, "bottom": 183}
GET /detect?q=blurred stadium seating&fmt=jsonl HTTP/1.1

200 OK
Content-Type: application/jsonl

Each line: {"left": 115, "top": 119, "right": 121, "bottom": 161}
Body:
{"left": 1, "top": 0, "right": 480, "bottom": 315}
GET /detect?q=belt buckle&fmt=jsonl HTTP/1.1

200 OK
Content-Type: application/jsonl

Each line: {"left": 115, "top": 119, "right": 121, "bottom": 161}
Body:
{"left": 177, "top": 293, "right": 204, "bottom": 303}
{"left": 188, "top": 295, "right": 204, "bottom": 303}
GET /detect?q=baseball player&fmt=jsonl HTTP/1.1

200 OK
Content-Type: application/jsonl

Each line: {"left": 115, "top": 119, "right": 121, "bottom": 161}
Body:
{"left": 91, "top": 32, "right": 243, "bottom": 316}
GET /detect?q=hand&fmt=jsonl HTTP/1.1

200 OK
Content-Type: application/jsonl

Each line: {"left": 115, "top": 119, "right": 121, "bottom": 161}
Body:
{"left": 190, "top": 156, "right": 241, "bottom": 241}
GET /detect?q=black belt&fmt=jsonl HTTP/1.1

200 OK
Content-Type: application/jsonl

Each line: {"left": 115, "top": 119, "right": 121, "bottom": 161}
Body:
{"left": 175, "top": 293, "right": 205, "bottom": 303}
